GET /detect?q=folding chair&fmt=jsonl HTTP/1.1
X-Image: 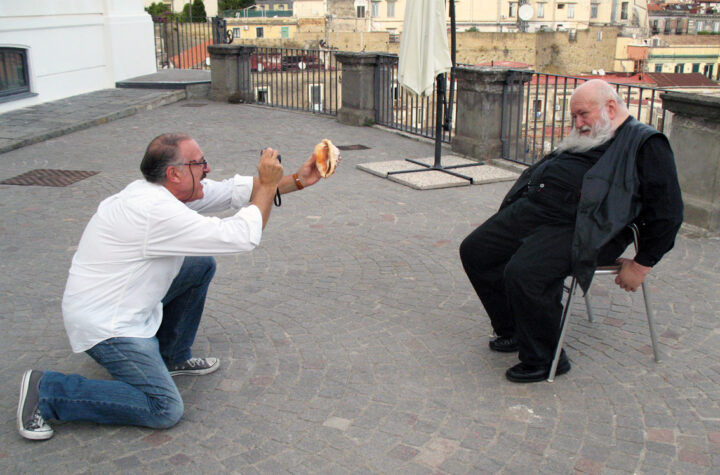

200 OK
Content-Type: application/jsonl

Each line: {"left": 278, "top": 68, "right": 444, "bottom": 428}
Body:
{"left": 547, "top": 224, "right": 661, "bottom": 382}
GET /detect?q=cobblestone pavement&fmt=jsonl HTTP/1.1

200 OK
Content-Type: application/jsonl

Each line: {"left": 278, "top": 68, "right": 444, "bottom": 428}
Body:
{"left": 1, "top": 97, "right": 719, "bottom": 474}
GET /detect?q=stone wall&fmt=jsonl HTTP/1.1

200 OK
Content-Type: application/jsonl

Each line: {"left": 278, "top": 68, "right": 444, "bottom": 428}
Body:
{"left": 326, "top": 0, "right": 356, "bottom": 17}
{"left": 240, "top": 26, "right": 619, "bottom": 74}
{"left": 662, "top": 93, "right": 720, "bottom": 233}
{"left": 535, "top": 27, "right": 619, "bottom": 74}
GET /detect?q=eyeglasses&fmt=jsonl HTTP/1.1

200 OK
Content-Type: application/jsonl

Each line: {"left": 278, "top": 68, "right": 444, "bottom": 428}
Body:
{"left": 177, "top": 159, "right": 208, "bottom": 167}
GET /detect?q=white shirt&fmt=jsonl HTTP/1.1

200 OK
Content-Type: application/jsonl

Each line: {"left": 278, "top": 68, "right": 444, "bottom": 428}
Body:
{"left": 62, "top": 175, "right": 262, "bottom": 353}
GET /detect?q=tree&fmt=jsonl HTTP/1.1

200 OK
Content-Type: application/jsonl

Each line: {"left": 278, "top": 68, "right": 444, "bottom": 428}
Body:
{"left": 181, "top": 0, "right": 208, "bottom": 22}
{"left": 219, "top": 0, "right": 255, "bottom": 13}
{"left": 145, "top": 2, "right": 170, "bottom": 18}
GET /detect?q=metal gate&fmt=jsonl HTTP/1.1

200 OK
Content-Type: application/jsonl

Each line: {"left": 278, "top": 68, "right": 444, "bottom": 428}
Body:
{"left": 374, "top": 54, "right": 454, "bottom": 143}
{"left": 152, "top": 16, "right": 230, "bottom": 70}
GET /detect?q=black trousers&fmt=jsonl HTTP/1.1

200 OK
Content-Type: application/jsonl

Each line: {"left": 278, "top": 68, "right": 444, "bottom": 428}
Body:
{"left": 459, "top": 196, "right": 627, "bottom": 365}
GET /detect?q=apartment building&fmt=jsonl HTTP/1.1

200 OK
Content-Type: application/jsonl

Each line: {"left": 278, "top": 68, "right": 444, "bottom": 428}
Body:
{"left": 333, "top": 0, "right": 648, "bottom": 34}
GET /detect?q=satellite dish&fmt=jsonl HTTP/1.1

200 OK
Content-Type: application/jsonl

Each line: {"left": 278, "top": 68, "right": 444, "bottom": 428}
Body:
{"left": 519, "top": 4, "right": 534, "bottom": 21}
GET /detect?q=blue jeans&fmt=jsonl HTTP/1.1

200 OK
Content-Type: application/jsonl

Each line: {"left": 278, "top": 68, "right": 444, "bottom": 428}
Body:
{"left": 38, "top": 256, "right": 216, "bottom": 428}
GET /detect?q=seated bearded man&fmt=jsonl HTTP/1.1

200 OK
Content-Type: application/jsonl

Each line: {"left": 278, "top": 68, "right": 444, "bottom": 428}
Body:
{"left": 459, "top": 79, "right": 683, "bottom": 383}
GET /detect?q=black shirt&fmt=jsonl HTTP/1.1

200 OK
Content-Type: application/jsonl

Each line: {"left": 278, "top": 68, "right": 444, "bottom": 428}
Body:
{"left": 529, "top": 118, "right": 683, "bottom": 267}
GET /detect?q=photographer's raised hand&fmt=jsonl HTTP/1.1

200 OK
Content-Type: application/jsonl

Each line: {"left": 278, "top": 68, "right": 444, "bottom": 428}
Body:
{"left": 251, "top": 148, "right": 283, "bottom": 228}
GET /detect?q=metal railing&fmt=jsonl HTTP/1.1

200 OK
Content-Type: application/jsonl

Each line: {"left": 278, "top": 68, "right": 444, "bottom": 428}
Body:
{"left": 223, "top": 9, "right": 293, "bottom": 18}
{"left": 374, "top": 54, "right": 455, "bottom": 143}
{"left": 152, "top": 17, "right": 221, "bottom": 70}
{"left": 248, "top": 47, "right": 340, "bottom": 116}
{"left": 501, "top": 71, "right": 669, "bottom": 166}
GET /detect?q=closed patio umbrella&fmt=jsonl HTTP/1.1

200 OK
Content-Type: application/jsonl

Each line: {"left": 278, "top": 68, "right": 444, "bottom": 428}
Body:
{"left": 390, "top": 0, "right": 484, "bottom": 183}
{"left": 398, "top": 0, "right": 452, "bottom": 97}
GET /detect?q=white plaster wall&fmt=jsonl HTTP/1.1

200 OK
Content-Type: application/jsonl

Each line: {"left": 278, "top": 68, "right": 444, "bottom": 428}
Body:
{"left": 0, "top": 0, "right": 156, "bottom": 113}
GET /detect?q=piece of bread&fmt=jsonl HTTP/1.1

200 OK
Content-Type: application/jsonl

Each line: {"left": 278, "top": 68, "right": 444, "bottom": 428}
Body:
{"left": 314, "top": 139, "right": 339, "bottom": 178}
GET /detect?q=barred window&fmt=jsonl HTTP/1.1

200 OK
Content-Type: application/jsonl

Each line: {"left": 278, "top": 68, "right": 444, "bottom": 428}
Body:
{"left": 0, "top": 47, "right": 30, "bottom": 99}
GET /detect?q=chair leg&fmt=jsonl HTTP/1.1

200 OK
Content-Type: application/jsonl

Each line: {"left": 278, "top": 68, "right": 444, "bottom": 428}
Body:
{"left": 549, "top": 277, "right": 577, "bottom": 382}
{"left": 640, "top": 280, "right": 661, "bottom": 363}
{"left": 584, "top": 291, "right": 594, "bottom": 323}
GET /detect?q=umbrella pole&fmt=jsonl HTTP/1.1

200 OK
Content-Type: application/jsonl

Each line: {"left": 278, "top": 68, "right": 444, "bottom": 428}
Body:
{"left": 433, "top": 74, "right": 446, "bottom": 168}
{"left": 388, "top": 0, "right": 485, "bottom": 183}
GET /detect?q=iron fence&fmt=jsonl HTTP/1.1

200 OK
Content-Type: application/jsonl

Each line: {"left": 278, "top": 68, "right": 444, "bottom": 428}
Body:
{"left": 223, "top": 9, "right": 293, "bottom": 18}
{"left": 248, "top": 47, "right": 340, "bottom": 116}
{"left": 374, "top": 54, "right": 455, "bottom": 143}
{"left": 152, "top": 17, "right": 222, "bottom": 70}
{"left": 501, "top": 71, "right": 670, "bottom": 166}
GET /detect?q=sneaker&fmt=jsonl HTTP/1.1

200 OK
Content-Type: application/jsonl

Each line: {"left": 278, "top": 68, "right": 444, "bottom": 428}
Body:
{"left": 168, "top": 357, "right": 220, "bottom": 376}
{"left": 17, "top": 370, "right": 53, "bottom": 440}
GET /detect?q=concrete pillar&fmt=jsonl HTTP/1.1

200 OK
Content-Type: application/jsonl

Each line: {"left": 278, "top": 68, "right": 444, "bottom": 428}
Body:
{"left": 334, "top": 52, "right": 379, "bottom": 127}
{"left": 208, "top": 44, "right": 254, "bottom": 103}
{"left": 662, "top": 92, "right": 720, "bottom": 232}
{"left": 452, "top": 67, "right": 532, "bottom": 161}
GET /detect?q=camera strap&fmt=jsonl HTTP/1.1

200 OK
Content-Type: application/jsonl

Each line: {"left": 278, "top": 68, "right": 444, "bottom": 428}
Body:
{"left": 274, "top": 154, "right": 282, "bottom": 207}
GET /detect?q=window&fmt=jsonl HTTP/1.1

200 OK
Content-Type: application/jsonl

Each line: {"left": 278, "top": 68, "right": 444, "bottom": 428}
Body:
{"left": 509, "top": 2, "right": 517, "bottom": 17}
{"left": 256, "top": 27, "right": 264, "bottom": 38}
{"left": 255, "top": 86, "right": 270, "bottom": 104}
{"left": 309, "top": 84, "right": 323, "bottom": 112}
{"left": 278, "top": 4, "right": 284, "bottom": 10}
{"left": 537, "top": 3, "right": 544, "bottom": 18}
{"left": 534, "top": 100, "right": 542, "bottom": 118}
{"left": 621, "top": 2, "right": 628, "bottom": 20}
{"left": 357, "top": 5, "right": 366, "bottom": 17}
{"left": 655, "top": 63, "right": 663, "bottom": 72}
{"left": 568, "top": 4, "right": 574, "bottom": 18}
{"left": 674, "top": 63, "right": 684, "bottom": 73}
{"left": 371, "top": 2, "right": 379, "bottom": 17}
{"left": 281, "top": 27, "right": 289, "bottom": 38}
{"left": 233, "top": 27, "right": 242, "bottom": 38}
{"left": 704, "top": 64, "right": 713, "bottom": 78}
{"left": 591, "top": 3, "right": 598, "bottom": 18}
{"left": 692, "top": 63, "right": 700, "bottom": 73}
{"left": 0, "top": 47, "right": 30, "bottom": 100}
{"left": 387, "top": 1, "right": 395, "bottom": 17}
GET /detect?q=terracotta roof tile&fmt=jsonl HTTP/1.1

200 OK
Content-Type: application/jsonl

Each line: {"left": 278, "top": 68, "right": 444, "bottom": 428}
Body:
{"left": 645, "top": 72, "right": 719, "bottom": 87}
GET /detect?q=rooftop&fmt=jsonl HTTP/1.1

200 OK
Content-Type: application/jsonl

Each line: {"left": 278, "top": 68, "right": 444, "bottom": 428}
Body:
{"left": 0, "top": 84, "right": 719, "bottom": 473}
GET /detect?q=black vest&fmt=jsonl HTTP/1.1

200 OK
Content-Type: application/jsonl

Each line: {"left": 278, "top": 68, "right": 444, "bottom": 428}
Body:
{"left": 572, "top": 117, "right": 663, "bottom": 291}
{"left": 500, "top": 117, "right": 665, "bottom": 292}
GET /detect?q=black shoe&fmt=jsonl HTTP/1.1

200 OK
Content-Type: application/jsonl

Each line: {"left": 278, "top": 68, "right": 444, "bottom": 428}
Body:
{"left": 505, "top": 352, "right": 571, "bottom": 383}
{"left": 489, "top": 336, "right": 518, "bottom": 353}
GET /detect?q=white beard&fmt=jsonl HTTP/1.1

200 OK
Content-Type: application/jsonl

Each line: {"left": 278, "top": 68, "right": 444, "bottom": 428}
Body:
{"left": 555, "top": 110, "right": 615, "bottom": 154}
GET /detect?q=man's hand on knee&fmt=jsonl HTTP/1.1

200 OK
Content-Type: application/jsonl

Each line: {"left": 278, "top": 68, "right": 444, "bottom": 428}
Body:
{"left": 614, "top": 258, "right": 651, "bottom": 292}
